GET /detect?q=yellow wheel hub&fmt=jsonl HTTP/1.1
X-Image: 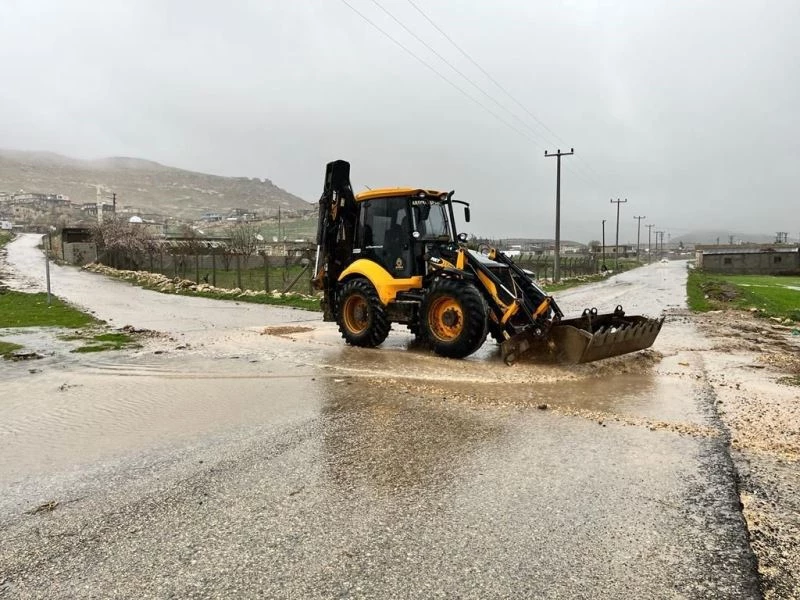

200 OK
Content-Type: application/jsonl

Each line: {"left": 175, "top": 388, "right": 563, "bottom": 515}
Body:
{"left": 428, "top": 297, "right": 463, "bottom": 342}
{"left": 342, "top": 295, "right": 369, "bottom": 334}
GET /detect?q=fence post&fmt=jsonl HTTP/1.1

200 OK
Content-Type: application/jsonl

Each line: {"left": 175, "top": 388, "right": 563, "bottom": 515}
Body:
{"left": 212, "top": 253, "right": 217, "bottom": 287}
{"left": 236, "top": 254, "right": 242, "bottom": 289}
{"left": 263, "top": 254, "right": 270, "bottom": 292}
{"left": 195, "top": 253, "right": 200, "bottom": 284}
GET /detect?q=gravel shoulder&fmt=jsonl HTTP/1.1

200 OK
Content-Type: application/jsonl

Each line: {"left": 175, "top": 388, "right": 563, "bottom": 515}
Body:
{"left": 694, "top": 310, "right": 800, "bottom": 599}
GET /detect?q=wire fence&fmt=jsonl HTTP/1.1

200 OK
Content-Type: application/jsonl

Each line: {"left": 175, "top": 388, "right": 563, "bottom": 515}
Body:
{"left": 126, "top": 251, "right": 316, "bottom": 294}
{"left": 512, "top": 254, "right": 600, "bottom": 280}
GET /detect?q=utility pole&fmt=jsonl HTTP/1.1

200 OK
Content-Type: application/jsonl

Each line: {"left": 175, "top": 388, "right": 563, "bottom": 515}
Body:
{"left": 610, "top": 198, "right": 627, "bottom": 270}
{"left": 601, "top": 219, "right": 607, "bottom": 271}
{"left": 655, "top": 231, "right": 664, "bottom": 259}
{"left": 646, "top": 224, "right": 655, "bottom": 263}
{"left": 633, "top": 215, "right": 646, "bottom": 262}
{"left": 544, "top": 148, "right": 574, "bottom": 283}
{"left": 728, "top": 234, "right": 734, "bottom": 245}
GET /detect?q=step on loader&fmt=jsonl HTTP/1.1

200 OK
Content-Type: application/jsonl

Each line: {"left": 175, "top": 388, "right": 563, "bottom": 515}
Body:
{"left": 312, "top": 160, "right": 663, "bottom": 364}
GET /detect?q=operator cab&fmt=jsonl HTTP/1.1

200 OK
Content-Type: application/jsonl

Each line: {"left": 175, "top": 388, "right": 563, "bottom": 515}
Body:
{"left": 352, "top": 189, "right": 469, "bottom": 278}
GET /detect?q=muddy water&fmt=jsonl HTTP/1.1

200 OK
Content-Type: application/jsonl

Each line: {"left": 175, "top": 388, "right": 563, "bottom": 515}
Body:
{"left": 1, "top": 235, "right": 706, "bottom": 482}
{"left": 0, "top": 324, "right": 709, "bottom": 486}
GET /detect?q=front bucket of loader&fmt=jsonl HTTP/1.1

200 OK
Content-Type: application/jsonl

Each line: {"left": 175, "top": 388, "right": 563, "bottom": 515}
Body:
{"left": 500, "top": 309, "right": 665, "bottom": 365}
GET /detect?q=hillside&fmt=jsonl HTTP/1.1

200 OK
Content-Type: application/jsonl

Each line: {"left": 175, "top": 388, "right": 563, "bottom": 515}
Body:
{"left": 0, "top": 149, "right": 312, "bottom": 220}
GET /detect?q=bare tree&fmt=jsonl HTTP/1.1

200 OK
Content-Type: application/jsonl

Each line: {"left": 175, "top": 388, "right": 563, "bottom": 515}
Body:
{"left": 228, "top": 223, "right": 261, "bottom": 289}
{"left": 91, "top": 219, "right": 155, "bottom": 269}
{"left": 228, "top": 223, "right": 260, "bottom": 264}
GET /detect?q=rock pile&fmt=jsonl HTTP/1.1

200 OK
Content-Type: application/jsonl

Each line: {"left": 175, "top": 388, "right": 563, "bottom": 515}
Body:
{"left": 82, "top": 263, "right": 317, "bottom": 302}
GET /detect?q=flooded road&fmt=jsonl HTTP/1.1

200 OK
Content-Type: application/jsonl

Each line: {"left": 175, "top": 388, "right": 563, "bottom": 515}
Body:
{"left": 0, "top": 235, "right": 761, "bottom": 598}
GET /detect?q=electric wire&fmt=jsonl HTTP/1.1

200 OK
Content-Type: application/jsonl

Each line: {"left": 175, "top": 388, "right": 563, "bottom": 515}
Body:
{"left": 368, "top": 0, "right": 560, "bottom": 153}
{"left": 405, "top": 0, "right": 605, "bottom": 184}
{"left": 337, "top": 0, "right": 551, "bottom": 152}
{"left": 338, "top": 0, "right": 597, "bottom": 187}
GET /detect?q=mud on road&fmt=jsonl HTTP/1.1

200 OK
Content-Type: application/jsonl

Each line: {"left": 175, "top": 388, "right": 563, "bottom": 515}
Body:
{"left": 694, "top": 311, "right": 800, "bottom": 599}
{"left": 1, "top": 236, "right": 797, "bottom": 598}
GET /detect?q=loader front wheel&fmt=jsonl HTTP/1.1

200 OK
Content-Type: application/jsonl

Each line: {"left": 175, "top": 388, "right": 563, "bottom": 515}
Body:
{"left": 336, "top": 278, "right": 390, "bottom": 348}
{"left": 422, "top": 279, "right": 488, "bottom": 359}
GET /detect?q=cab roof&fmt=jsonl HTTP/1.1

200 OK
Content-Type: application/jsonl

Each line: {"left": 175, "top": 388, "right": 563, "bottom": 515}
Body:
{"left": 354, "top": 187, "right": 447, "bottom": 202}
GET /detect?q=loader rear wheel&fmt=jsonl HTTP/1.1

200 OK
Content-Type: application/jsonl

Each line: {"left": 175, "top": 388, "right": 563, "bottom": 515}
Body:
{"left": 422, "top": 279, "right": 488, "bottom": 359}
{"left": 336, "top": 278, "right": 390, "bottom": 348}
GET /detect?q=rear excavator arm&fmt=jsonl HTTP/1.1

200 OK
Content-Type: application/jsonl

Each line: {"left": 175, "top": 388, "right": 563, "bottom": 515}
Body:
{"left": 314, "top": 160, "right": 359, "bottom": 321}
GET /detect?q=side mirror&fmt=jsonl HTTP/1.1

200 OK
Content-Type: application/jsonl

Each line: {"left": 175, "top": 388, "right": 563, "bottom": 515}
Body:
{"left": 464, "top": 206, "right": 471, "bottom": 222}
{"left": 457, "top": 232, "right": 468, "bottom": 243}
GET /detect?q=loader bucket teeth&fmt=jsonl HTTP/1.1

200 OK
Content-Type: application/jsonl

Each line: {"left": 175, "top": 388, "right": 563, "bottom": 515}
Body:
{"left": 501, "top": 314, "right": 665, "bottom": 365}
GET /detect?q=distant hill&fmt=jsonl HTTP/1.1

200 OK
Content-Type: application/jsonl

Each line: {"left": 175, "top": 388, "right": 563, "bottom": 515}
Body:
{"left": 0, "top": 149, "right": 312, "bottom": 220}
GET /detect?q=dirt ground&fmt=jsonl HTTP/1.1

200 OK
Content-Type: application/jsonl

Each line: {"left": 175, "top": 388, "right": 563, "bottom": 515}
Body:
{"left": 694, "top": 310, "right": 800, "bottom": 599}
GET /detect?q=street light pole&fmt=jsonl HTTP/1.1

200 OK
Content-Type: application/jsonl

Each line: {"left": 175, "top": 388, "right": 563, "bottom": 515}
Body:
{"left": 544, "top": 148, "right": 574, "bottom": 283}
{"left": 610, "top": 198, "right": 627, "bottom": 270}
{"left": 646, "top": 224, "right": 655, "bottom": 264}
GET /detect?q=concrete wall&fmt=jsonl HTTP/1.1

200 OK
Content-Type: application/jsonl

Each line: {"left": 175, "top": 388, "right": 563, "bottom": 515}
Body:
{"left": 64, "top": 242, "right": 97, "bottom": 265}
{"left": 699, "top": 250, "right": 800, "bottom": 274}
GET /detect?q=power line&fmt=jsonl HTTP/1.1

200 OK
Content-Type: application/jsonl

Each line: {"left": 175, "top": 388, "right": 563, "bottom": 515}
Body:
{"left": 337, "top": 0, "right": 562, "bottom": 154}
{"left": 404, "top": 0, "right": 605, "bottom": 183}
{"left": 369, "top": 0, "right": 557, "bottom": 154}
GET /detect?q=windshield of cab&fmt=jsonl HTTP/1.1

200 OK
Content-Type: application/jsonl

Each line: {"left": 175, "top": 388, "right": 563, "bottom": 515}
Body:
{"left": 412, "top": 200, "right": 451, "bottom": 240}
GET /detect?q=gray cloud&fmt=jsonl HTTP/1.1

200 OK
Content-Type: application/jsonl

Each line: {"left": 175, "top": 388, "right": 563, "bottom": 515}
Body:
{"left": 2, "top": 0, "right": 798, "bottom": 242}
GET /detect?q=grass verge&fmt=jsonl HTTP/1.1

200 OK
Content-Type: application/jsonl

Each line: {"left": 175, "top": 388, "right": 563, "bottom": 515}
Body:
{"left": 542, "top": 273, "right": 608, "bottom": 293}
{"left": 0, "top": 290, "right": 139, "bottom": 354}
{"left": 85, "top": 263, "right": 321, "bottom": 311}
{"left": 171, "top": 288, "right": 319, "bottom": 310}
{"left": 59, "top": 331, "right": 141, "bottom": 353}
{"left": 0, "top": 291, "right": 98, "bottom": 328}
{"left": 0, "top": 230, "right": 12, "bottom": 249}
{"left": 0, "top": 340, "right": 24, "bottom": 358}
{"left": 687, "top": 270, "right": 800, "bottom": 321}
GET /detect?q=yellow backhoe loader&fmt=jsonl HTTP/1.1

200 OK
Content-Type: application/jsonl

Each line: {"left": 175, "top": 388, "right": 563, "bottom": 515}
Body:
{"left": 313, "top": 160, "right": 663, "bottom": 364}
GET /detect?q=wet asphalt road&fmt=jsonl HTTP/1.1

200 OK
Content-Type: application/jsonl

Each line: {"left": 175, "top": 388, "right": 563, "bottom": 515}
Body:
{"left": 0, "top": 235, "right": 761, "bottom": 598}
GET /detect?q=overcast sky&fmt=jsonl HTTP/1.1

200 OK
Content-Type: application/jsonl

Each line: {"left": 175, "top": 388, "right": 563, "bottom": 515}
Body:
{"left": 1, "top": 0, "right": 798, "bottom": 242}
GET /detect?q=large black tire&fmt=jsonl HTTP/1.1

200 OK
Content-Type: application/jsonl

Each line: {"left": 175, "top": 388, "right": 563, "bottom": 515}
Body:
{"left": 421, "top": 279, "right": 488, "bottom": 359}
{"left": 336, "top": 278, "right": 391, "bottom": 348}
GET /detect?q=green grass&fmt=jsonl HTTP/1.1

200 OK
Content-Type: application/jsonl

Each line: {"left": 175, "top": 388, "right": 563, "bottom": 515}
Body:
{"left": 543, "top": 274, "right": 608, "bottom": 293}
{"left": 155, "top": 265, "right": 313, "bottom": 294}
{"left": 0, "top": 291, "right": 98, "bottom": 328}
{"left": 0, "top": 231, "right": 12, "bottom": 248}
{"left": 172, "top": 288, "right": 320, "bottom": 311}
{"left": 96, "top": 264, "right": 321, "bottom": 311}
{"left": 687, "top": 271, "right": 800, "bottom": 321}
{"left": 0, "top": 340, "right": 23, "bottom": 358}
{"left": 778, "top": 375, "right": 800, "bottom": 387}
{"left": 58, "top": 330, "right": 140, "bottom": 353}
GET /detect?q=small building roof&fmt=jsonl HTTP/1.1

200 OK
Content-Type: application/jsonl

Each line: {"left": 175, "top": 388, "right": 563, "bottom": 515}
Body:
{"left": 700, "top": 247, "right": 798, "bottom": 255}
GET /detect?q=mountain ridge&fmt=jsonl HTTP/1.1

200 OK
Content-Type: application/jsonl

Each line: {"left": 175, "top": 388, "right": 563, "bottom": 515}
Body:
{"left": 0, "top": 149, "right": 312, "bottom": 220}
